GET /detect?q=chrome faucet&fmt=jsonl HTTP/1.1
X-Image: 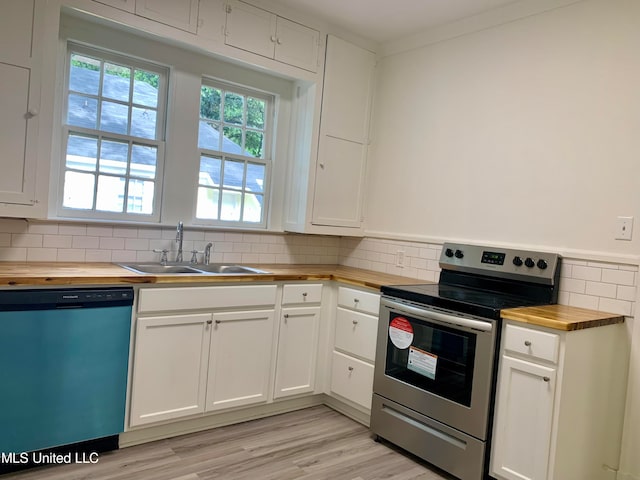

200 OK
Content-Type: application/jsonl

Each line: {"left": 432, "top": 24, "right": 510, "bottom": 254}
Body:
{"left": 204, "top": 242, "right": 213, "bottom": 265}
{"left": 175, "top": 221, "right": 184, "bottom": 262}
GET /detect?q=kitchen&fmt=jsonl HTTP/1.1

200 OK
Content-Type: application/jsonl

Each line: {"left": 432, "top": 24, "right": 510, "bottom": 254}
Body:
{"left": 0, "top": 0, "right": 638, "bottom": 479}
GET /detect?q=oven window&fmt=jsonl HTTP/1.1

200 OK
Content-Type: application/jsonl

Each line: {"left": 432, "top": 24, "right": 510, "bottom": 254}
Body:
{"left": 385, "top": 312, "right": 477, "bottom": 407}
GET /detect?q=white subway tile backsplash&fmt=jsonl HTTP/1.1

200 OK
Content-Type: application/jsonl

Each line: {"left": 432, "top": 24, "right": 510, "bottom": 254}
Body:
{"left": 599, "top": 297, "right": 633, "bottom": 316}
{"left": 0, "top": 234, "right": 11, "bottom": 247}
{"left": 585, "top": 281, "right": 617, "bottom": 299}
{"left": 100, "top": 237, "right": 126, "bottom": 250}
{"left": 568, "top": 292, "right": 600, "bottom": 310}
{"left": 43, "top": 235, "right": 72, "bottom": 249}
{"left": 559, "top": 277, "right": 586, "bottom": 294}
{"left": 86, "top": 249, "right": 112, "bottom": 262}
{"left": 86, "top": 226, "right": 113, "bottom": 237}
{"left": 0, "top": 247, "right": 26, "bottom": 261}
{"left": 124, "top": 238, "right": 150, "bottom": 251}
{"left": 57, "top": 249, "right": 85, "bottom": 262}
{"left": 58, "top": 224, "right": 87, "bottom": 236}
{"left": 617, "top": 285, "right": 637, "bottom": 302}
{"left": 602, "top": 269, "right": 635, "bottom": 286}
{"left": 72, "top": 236, "right": 99, "bottom": 249}
{"left": 12, "top": 233, "right": 43, "bottom": 248}
{"left": 571, "top": 265, "right": 602, "bottom": 282}
{"left": 27, "top": 248, "right": 58, "bottom": 262}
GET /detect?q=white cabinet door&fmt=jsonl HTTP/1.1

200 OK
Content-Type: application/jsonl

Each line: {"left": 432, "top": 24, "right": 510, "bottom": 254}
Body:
{"left": 135, "top": 0, "right": 199, "bottom": 33}
{"left": 129, "top": 313, "right": 212, "bottom": 427}
{"left": 274, "top": 306, "right": 321, "bottom": 399}
{"left": 206, "top": 309, "right": 275, "bottom": 411}
{"left": 312, "top": 136, "right": 366, "bottom": 227}
{"left": 0, "top": 0, "right": 33, "bottom": 66}
{"left": 330, "top": 350, "right": 375, "bottom": 409}
{"left": 273, "top": 17, "right": 319, "bottom": 72}
{"left": 224, "top": 0, "right": 276, "bottom": 58}
{"left": 197, "top": 0, "right": 226, "bottom": 44}
{"left": 491, "top": 355, "right": 556, "bottom": 480}
{"left": 93, "top": 0, "right": 136, "bottom": 13}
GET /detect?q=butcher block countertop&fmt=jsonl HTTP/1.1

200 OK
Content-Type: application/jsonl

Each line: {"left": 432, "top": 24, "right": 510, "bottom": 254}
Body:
{"left": 501, "top": 304, "right": 625, "bottom": 331}
{"left": 0, "top": 262, "right": 423, "bottom": 290}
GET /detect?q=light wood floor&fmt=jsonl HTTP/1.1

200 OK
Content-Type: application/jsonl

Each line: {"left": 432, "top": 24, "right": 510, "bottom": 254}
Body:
{"left": 5, "top": 406, "right": 457, "bottom": 480}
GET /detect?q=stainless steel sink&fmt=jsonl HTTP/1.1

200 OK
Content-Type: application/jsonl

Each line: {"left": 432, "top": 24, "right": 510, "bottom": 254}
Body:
{"left": 119, "top": 263, "right": 270, "bottom": 275}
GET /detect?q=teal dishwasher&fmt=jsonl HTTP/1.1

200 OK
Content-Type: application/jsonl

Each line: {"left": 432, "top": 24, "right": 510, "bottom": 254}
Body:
{"left": 0, "top": 287, "right": 133, "bottom": 468}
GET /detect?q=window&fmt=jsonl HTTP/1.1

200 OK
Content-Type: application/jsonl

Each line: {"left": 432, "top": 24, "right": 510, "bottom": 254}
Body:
{"left": 59, "top": 43, "right": 167, "bottom": 220}
{"left": 196, "top": 81, "right": 273, "bottom": 227}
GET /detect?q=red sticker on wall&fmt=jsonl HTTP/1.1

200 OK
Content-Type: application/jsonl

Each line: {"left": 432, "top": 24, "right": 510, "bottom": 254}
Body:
{"left": 389, "top": 316, "right": 413, "bottom": 349}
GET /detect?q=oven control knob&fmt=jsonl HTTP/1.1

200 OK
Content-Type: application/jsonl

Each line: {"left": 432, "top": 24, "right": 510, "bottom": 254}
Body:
{"left": 513, "top": 256, "right": 523, "bottom": 267}
{"left": 454, "top": 249, "right": 464, "bottom": 259}
{"left": 537, "top": 259, "right": 548, "bottom": 270}
{"left": 445, "top": 248, "right": 454, "bottom": 258}
{"left": 525, "top": 257, "right": 535, "bottom": 268}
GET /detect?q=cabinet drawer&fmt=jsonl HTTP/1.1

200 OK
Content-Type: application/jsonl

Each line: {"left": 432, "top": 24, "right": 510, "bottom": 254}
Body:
{"left": 337, "top": 287, "right": 380, "bottom": 315}
{"left": 503, "top": 323, "right": 560, "bottom": 364}
{"left": 330, "top": 351, "right": 374, "bottom": 409}
{"left": 335, "top": 307, "right": 378, "bottom": 361}
{"left": 282, "top": 283, "right": 323, "bottom": 305}
{"left": 138, "top": 285, "right": 277, "bottom": 313}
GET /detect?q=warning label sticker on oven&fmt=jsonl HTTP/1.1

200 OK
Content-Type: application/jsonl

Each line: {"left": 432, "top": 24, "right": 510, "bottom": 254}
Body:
{"left": 408, "top": 346, "right": 437, "bottom": 380}
{"left": 389, "top": 316, "right": 413, "bottom": 349}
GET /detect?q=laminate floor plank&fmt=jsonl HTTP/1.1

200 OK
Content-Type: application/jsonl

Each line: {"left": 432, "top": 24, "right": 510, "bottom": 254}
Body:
{"left": 4, "top": 405, "right": 456, "bottom": 480}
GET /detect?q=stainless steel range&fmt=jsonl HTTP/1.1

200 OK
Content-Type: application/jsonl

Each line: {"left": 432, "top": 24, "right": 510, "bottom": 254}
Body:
{"left": 370, "top": 243, "right": 561, "bottom": 480}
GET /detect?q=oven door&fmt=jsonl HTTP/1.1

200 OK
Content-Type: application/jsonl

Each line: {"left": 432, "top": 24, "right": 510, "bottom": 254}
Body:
{"left": 373, "top": 296, "right": 497, "bottom": 440}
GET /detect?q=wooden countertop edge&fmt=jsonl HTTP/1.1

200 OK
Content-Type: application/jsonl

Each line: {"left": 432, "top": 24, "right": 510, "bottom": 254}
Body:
{"left": 501, "top": 306, "right": 625, "bottom": 331}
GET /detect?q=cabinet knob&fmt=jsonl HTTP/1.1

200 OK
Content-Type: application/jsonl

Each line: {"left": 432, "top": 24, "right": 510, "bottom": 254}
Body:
{"left": 302, "top": 292, "right": 307, "bottom": 297}
{"left": 276, "top": 38, "right": 282, "bottom": 45}
{"left": 319, "top": 163, "right": 325, "bottom": 169}
{"left": 27, "top": 108, "right": 39, "bottom": 118}
{"left": 348, "top": 366, "right": 354, "bottom": 372}
{"left": 354, "top": 298, "right": 360, "bottom": 303}
{"left": 206, "top": 320, "right": 212, "bottom": 325}
{"left": 270, "top": 35, "right": 277, "bottom": 43}
{"left": 284, "top": 313, "right": 289, "bottom": 319}
{"left": 543, "top": 376, "right": 550, "bottom": 382}
{"left": 352, "top": 320, "right": 358, "bottom": 325}
{"left": 524, "top": 340, "right": 532, "bottom": 347}
{"left": 215, "top": 319, "right": 221, "bottom": 324}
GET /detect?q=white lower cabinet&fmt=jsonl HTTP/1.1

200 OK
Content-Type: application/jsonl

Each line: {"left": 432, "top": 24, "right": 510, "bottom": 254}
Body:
{"left": 491, "top": 321, "right": 628, "bottom": 480}
{"left": 129, "top": 313, "right": 211, "bottom": 426}
{"left": 274, "top": 283, "right": 323, "bottom": 399}
{"left": 206, "top": 309, "right": 275, "bottom": 411}
{"left": 129, "top": 285, "right": 277, "bottom": 427}
{"left": 329, "top": 286, "right": 380, "bottom": 410}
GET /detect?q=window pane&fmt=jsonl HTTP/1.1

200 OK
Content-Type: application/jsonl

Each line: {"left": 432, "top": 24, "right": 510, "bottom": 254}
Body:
{"left": 200, "top": 86, "right": 221, "bottom": 121}
{"left": 63, "top": 171, "right": 95, "bottom": 209}
{"left": 242, "top": 193, "right": 263, "bottom": 223}
{"left": 246, "top": 97, "right": 265, "bottom": 129}
{"left": 127, "top": 178, "right": 154, "bottom": 214}
{"left": 199, "top": 156, "right": 221, "bottom": 186}
{"left": 245, "top": 163, "right": 265, "bottom": 193}
{"left": 100, "top": 101, "right": 129, "bottom": 135}
{"left": 131, "top": 107, "right": 157, "bottom": 139}
{"left": 196, "top": 187, "right": 220, "bottom": 219}
{"left": 67, "top": 94, "right": 98, "bottom": 129}
{"left": 96, "top": 175, "right": 125, "bottom": 212}
{"left": 222, "top": 160, "right": 244, "bottom": 190}
{"left": 220, "top": 189, "right": 241, "bottom": 221}
{"left": 198, "top": 121, "right": 221, "bottom": 150}
{"left": 222, "top": 126, "right": 242, "bottom": 154}
{"left": 100, "top": 140, "right": 129, "bottom": 175}
{"left": 133, "top": 70, "right": 159, "bottom": 108}
{"left": 66, "top": 133, "right": 98, "bottom": 171}
{"left": 223, "top": 92, "right": 244, "bottom": 125}
{"left": 103, "top": 62, "right": 131, "bottom": 102}
{"left": 69, "top": 54, "right": 100, "bottom": 95}
{"left": 244, "top": 131, "right": 264, "bottom": 158}
{"left": 131, "top": 144, "right": 157, "bottom": 179}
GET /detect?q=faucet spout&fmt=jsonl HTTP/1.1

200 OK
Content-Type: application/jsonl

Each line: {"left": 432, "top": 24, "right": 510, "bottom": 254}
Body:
{"left": 204, "top": 242, "right": 213, "bottom": 265}
{"left": 175, "top": 221, "right": 184, "bottom": 263}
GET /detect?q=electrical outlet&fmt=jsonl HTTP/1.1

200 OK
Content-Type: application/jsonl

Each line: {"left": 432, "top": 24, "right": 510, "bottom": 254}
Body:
{"left": 615, "top": 216, "right": 634, "bottom": 240}
{"left": 396, "top": 250, "right": 405, "bottom": 267}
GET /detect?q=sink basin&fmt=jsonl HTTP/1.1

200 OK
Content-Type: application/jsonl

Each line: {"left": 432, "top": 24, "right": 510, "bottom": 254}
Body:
{"left": 120, "top": 264, "right": 203, "bottom": 274}
{"left": 194, "top": 264, "right": 270, "bottom": 275}
{"left": 119, "top": 263, "right": 270, "bottom": 275}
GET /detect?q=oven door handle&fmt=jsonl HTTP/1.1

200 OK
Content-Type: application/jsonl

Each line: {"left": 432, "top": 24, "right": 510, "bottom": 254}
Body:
{"left": 382, "top": 299, "right": 493, "bottom": 332}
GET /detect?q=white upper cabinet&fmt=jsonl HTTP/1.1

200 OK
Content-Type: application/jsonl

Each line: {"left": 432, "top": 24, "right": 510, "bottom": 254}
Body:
{"left": 311, "top": 35, "right": 375, "bottom": 229}
{"left": 225, "top": 0, "right": 319, "bottom": 72}
{"left": 197, "top": 0, "right": 227, "bottom": 44}
{"left": 135, "top": 0, "right": 199, "bottom": 33}
{"left": 0, "top": 0, "right": 40, "bottom": 207}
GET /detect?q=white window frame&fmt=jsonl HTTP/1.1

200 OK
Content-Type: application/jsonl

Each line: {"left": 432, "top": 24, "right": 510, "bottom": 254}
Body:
{"left": 57, "top": 42, "right": 168, "bottom": 222}
{"left": 194, "top": 79, "right": 274, "bottom": 229}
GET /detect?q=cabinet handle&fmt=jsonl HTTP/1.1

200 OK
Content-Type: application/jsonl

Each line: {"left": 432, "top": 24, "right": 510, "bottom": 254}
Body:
{"left": 215, "top": 319, "right": 221, "bottom": 324}
{"left": 543, "top": 376, "right": 550, "bottom": 382}
{"left": 524, "top": 340, "right": 532, "bottom": 347}
{"left": 302, "top": 292, "right": 307, "bottom": 298}
{"left": 354, "top": 298, "right": 360, "bottom": 304}
{"left": 283, "top": 314, "right": 289, "bottom": 321}
{"left": 206, "top": 320, "right": 212, "bottom": 325}
{"left": 352, "top": 320, "right": 358, "bottom": 325}
{"left": 348, "top": 366, "right": 354, "bottom": 372}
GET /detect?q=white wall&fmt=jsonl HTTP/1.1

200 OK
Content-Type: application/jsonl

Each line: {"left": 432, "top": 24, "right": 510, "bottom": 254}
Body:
{"left": 366, "top": 0, "right": 640, "bottom": 257}
{"left": 366, "top": 1, "right": 640, "bottom": 477}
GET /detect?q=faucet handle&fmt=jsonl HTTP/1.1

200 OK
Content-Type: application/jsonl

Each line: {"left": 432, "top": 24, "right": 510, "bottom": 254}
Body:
{"left": 190, "top": 250, "right": 199, "bottom": 264}
{"left": 153, "top": 249, "right": 169, "bottom": 265}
